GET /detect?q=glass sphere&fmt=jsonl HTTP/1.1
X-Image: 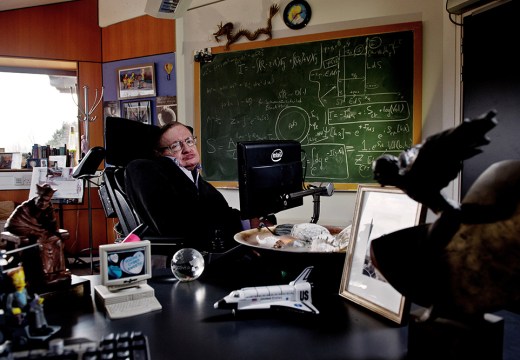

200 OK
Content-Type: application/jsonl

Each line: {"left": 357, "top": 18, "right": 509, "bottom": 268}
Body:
{"left": 171, "top": 248, "right": 205, "bottom": 282}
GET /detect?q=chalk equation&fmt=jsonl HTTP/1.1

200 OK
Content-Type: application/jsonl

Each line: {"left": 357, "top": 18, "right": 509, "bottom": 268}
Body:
{"left": 199, "top": 24, "right": 421, "bottom": 187}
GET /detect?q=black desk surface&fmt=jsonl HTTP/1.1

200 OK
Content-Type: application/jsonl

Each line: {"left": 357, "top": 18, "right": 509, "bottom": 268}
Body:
{"left": 42, "top": 253, "right": 520, "bottom": 360}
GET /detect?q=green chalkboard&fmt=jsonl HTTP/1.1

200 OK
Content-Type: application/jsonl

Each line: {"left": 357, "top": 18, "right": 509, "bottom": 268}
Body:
{"left": 196, "top": 22, "right": 422, "bottom": 190}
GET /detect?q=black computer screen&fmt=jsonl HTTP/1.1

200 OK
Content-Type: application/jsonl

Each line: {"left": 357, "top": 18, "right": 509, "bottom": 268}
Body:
{"left": 237, "top": 140, "right": 304, "bottom": 219}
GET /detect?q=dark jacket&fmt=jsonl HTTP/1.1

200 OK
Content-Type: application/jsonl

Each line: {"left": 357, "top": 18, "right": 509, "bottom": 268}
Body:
{"left": 125, "top": 156, "right": 243, "bottom": 251}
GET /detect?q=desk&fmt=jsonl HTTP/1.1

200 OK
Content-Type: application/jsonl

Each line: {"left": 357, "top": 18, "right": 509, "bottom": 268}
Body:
{"left": 42, "top": 255, "right": 520, "bottom": 360}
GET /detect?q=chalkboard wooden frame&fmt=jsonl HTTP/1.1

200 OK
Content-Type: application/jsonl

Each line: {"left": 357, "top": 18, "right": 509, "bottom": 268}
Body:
{"left": 195, "top": 22, "right": 422, "bottom": 190}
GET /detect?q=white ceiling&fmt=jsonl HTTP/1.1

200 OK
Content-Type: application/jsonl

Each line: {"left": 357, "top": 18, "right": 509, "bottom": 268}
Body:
{"left": 0, "top": 0, "right": 220, "bottom": 12}
{"left": 0, "top": 0, "right": 75, "bottom": 12}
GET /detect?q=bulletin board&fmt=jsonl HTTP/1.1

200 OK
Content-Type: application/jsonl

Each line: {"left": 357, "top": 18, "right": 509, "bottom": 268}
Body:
{"left": 195, "top": 22, "right": 422, "bottom": 190}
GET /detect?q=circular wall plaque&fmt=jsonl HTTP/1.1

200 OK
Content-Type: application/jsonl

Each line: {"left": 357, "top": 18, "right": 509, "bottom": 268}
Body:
{"left": 283, "top": 0, "right": 312, "bottom": 30}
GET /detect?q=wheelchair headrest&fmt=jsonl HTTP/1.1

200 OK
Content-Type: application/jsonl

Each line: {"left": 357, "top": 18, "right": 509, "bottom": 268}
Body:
{"left": 105, "top": 116, "right": 161, "bottom": 167}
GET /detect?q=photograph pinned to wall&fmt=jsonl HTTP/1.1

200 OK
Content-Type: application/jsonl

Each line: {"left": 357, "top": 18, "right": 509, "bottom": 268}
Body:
{"left": 339, "top": 185, "right": 425, "bottom": 324}
{"left": 104, "top": 101, "right": 120, "bottom": 119}
{"left": 156, "top": 96, "right": 177, "bottom": 126}
{"left": 122, "top": 101, "right": 152, "bottom": 124}
{"left": 117, "top": 63, "right": 156, "bottom": 100}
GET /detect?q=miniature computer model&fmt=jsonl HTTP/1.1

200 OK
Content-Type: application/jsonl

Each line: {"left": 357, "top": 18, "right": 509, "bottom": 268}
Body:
{"left": 94, "top": 240, "right": 162, "bottom": 319}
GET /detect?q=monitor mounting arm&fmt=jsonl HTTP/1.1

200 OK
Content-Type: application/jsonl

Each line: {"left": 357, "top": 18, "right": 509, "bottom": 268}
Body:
{"left": 284, "top": 183, "right": 334, "bottom": 223}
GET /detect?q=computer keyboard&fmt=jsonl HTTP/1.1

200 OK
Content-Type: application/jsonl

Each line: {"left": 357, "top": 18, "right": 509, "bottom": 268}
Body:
{"left": 5, "top": 331, "right": 151, "bottom": 359}
{"left": 105, "top": 296, "right": 162, "bottom": 319}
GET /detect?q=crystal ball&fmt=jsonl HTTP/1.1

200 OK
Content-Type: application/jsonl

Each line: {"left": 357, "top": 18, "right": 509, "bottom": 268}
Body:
{"left": 171, "top": 248, "right": 205, "bottom": 282}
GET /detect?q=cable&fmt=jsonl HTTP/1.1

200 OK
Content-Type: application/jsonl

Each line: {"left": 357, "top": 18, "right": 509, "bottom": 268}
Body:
{"left": 301, "top": 149, "right": 309, "bottom": 189}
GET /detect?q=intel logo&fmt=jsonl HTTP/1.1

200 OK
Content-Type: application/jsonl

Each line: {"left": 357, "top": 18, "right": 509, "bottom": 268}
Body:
{"left": 271, "top": 149, "right": 283, "bottom": 162}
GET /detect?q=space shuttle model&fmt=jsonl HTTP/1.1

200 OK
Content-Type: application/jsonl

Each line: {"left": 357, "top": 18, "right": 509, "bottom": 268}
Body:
{"left": 214, "top": 266, "right": 319, "bottom": 314}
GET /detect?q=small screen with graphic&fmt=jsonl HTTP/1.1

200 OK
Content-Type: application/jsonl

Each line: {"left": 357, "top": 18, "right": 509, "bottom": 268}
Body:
{"left": 99, "top": 240, "right": 152, "bottom": 291}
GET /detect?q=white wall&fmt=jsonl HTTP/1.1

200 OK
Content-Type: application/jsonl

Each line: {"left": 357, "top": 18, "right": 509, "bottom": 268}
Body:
{"left": 100, "top": 0, "right": 460, "bottom": 226}
{"left": 99, "top": 0, "right": 146, "bottom": 27}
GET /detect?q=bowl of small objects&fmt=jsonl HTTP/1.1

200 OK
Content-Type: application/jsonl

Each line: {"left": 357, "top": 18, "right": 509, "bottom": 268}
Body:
{"left": 234, "top": 223, "right": 351, "bottom": 253}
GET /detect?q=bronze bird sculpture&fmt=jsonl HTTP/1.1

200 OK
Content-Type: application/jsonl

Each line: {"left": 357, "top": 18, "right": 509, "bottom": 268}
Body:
{"left": 372, "top": 110, "right": 497, "bottom": 214}
{"left": 370, "top": 110, "right": 520, "bottom": 321}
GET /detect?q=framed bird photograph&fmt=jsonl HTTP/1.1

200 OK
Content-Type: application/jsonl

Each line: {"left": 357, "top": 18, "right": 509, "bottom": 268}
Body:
{"left": 122, "top": 101, "right": 152, "bottom": 124}
{"left": 339, "top": 185, "right": 425, "bottom": 324}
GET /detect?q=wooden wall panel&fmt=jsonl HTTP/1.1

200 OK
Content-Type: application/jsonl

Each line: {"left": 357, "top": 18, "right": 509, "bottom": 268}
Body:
{"left": 0, "top": 0, "right": 101, "bottom": 62}
{"left": 59, "top": 181, "right": 109, "bottom": 255}
{"left": 78, "top": 61, "right": 104, "bottom": 150}
{"left": 0, "top": 190, "right": 30, "bottom": 205}
{"left": 62, "top": 208, "right": 108, "bottom": 256}
{"left": 102, "top": 15, "right": 175, "bottom": 62}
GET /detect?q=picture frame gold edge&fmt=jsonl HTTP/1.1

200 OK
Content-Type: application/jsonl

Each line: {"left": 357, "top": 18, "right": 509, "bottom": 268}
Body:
{"left": 338, "top": 184, "right": 422, "bottom": 325}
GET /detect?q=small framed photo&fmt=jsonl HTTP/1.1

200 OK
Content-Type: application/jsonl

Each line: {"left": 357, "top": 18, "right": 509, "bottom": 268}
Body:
{"left": 26, "top": 158, "right": 41, "bottom": 169}
{"left": 49, "top": 155, "right": 67, "bottom": 168}
{"left": 156, "top": 96, "right": 177, "bottom": 126}
{"left": 0, "top": 153, "right": 13, "bottom": 169}
{"left": 122, "top": 101, "right": 152, "bottom": 124}
{"left": 117, "top": 63, "right": 156, "bottom": 100}
{"left": 104, "top": 101, "right": 121, "bottom": 119}
{"left": 339, "top": 185, "right": 425, "bottom": 324}
{"left": 0, "top": 153, "right": 22, "bottom": 170}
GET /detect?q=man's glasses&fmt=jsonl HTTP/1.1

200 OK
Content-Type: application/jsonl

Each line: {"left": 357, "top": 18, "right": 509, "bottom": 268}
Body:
{"left": 163, "top": 136, "right": 197, "bottom": 153}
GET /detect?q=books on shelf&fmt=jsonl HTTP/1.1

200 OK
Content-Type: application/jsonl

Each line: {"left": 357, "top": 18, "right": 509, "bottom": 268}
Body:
{"left": 29, "top": 143, "right": 76, "bottom": 168}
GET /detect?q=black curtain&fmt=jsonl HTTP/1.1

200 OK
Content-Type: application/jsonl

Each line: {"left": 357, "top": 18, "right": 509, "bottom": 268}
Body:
{"left": 461, "top": 0, "right": 520, "bottom": 197}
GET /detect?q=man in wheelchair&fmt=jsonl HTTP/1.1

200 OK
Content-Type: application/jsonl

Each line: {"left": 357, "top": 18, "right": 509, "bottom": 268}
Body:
{"left": 125, "top": 122, "right": 252, "bottom": 253}
{"left": 101, "top": 117, "right": 278, "bottom": 279}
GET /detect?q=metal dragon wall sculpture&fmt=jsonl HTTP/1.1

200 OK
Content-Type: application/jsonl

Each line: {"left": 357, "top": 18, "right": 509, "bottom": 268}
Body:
{"left": 213, "top": 4, "right": 279, "bottom": 50}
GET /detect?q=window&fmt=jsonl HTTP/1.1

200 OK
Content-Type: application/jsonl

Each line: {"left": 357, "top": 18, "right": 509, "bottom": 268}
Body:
{"left": 0, "top": 57, "right": 79, "bottom": 168}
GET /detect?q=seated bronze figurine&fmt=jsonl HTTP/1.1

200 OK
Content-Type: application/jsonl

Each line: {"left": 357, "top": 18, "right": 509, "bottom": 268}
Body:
{"left": 4, "top": 183, "right": 71, "bottom": 289}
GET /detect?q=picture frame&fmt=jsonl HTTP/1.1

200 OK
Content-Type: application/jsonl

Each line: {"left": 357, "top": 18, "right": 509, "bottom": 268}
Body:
{"left": 122, "top": 101, "right": 152, "bottom": 124}
{"left": 117, "top": 63, "right": 156, "bottom": 100}
{"left": 339, "top": 185, "right": 425, "bottom": 324}
{"left": 0, "top": 153, "right": 22, "bottom": 170}
{"left": 104, "top": 101, "right": 121, "bottom": 119}
{"left": 0, "top": 153, "right": 13, "bottom": 170}
{"left": 29, "top": 167, "right": 83, "bottom": 202}
{"left": 26, "top": 158, "right": 41, "bottom": 169}
{"left": 156, "top": 96, "right": 177, "bottom": 126}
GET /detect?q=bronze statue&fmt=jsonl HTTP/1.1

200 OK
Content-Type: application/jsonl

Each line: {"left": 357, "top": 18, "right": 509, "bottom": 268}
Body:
{"left": 5, "top": 183, "right": 71, "bottom": 286}
{"left": 5, "top": 183, "right": 60, "bottom": 241}
{"left": 370, "top": 110, "right": 520, "bottom": 321}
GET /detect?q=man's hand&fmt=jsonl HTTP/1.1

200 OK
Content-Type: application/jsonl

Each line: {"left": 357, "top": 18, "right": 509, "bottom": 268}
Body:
{"left": 250, "top": 215, "right": 276, "bottom": 229}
